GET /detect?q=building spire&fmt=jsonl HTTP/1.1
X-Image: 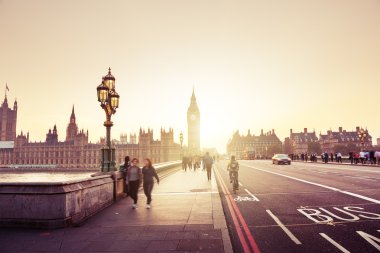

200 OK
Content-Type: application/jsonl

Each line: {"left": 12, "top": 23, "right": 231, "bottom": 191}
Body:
{"left": 191, "top": 86, "right": 197, "bottom": 102}
{"left": 4, "top": 83, "right": 9, "bottom": 98}
{"left": 70, "top": 104, "right": 76, "bottom": 123}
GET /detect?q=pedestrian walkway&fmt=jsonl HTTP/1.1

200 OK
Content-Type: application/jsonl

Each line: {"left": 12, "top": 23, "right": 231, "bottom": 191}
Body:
{"left": 0, "top": 167, "right": 233, "bottom": 253}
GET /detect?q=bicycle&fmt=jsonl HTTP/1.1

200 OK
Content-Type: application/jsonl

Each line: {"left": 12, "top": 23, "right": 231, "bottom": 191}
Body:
{"left": 230, "top": 171, "right": 239, "bottom": 194}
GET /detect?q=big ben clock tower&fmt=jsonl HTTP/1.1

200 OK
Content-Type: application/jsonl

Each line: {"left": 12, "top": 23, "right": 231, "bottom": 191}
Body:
{"left": 187, "top": 88, "right": 200, "bottom": 154}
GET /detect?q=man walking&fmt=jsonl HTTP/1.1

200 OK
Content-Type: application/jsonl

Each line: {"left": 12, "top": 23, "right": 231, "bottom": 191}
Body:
{"left": 204, "top": 152, "right": 214, "bottom": 181}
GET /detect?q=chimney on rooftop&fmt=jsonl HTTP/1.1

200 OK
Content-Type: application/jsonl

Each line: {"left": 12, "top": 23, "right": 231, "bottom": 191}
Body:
{"left": 339, "top": 127, "right": 343, "bottom": 132}
{"left": 290, "top": 129, "right": 293, "bottom": 135}
{"left": 304, "top": 128, "right": 307, "bottom": 134}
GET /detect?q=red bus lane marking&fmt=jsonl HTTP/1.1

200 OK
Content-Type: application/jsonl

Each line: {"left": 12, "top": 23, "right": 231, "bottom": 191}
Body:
{"left": 214, "top": 167, "right": 251, "bottom": 253}
{"left": 214, "top": 167, "right": 261, "bottom": 253}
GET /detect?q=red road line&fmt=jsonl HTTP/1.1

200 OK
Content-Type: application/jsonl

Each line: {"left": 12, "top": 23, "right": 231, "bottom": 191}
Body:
{"left": 214, "top": 167, "right": 261, "bottom": 253}
{"left": 214, "top": 167, "right": 251, "bottom": 253}
{"left": 217, "top": 169, "right": 261, "bottom": 253}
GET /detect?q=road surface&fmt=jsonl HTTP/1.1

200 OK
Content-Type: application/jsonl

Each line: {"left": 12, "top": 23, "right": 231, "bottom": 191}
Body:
{"left": 214, "top": 160, "right": 380, "bottom": 253}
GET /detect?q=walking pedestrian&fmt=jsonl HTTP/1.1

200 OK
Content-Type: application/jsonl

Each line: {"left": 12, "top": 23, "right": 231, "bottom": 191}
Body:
{"left": 360, "top": 151, "right": 366, "bottom": 164}
{"left": 182, "top": 156, "right": 188, "bottom": 171}
{"left": 187, "top": 158, "right": 192, "bottom": 172}
{"left": 337, "top": 152, "right": 342, "bottom": 163}
{"left": 142, "top": 158, "right": 159, "bottom": 209}
{"left": 127, "top": 158, "right": 142, "bottom": 209}
{"left": 349, "top": 152, "right": 354, "bottom": 164}
{"left": 204, "top": 152, "right": 214, "bottom": 181}
{"left": 120, "top": 156, "right": 131, "bottom": 195}
{"left": 324, "top": 152, "right": 329, "bottom": 163}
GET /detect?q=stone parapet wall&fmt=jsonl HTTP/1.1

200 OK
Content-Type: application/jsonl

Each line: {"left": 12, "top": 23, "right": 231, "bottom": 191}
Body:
{"left": 0, "top": 161, "right": 181, "bottom": 229}
{"left": 0, "top": 175, "right": 114, "bottom": 228}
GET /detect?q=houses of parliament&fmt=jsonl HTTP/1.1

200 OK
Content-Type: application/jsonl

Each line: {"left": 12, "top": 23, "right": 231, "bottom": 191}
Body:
{"left": 0, "top": 93, "right": 186, "bottom": 169}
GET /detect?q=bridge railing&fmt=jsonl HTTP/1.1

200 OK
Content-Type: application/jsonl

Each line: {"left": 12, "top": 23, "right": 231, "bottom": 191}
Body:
{"left": 154, "top": 160, "right": 182, "bottom": 172}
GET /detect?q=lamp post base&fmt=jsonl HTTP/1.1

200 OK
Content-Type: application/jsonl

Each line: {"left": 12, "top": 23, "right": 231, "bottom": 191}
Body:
{"left": 100, "top": 147, "right": 116, "bottom": 172}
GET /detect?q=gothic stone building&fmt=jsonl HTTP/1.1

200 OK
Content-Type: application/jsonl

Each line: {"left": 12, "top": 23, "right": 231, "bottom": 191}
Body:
{"left": 319, "top": 127, "right": 372, "bottom": 154}
{"left": 0, "top": 99, "right": 180, "bottom": 169}
{"left": 227, "top": 129, "right": 282, "bottom": 159}
{"left": 284, "top": 128, "right": 318, "bottom": 155}
{"left": 0, "top": 95, "right": 17, "bottom": 141}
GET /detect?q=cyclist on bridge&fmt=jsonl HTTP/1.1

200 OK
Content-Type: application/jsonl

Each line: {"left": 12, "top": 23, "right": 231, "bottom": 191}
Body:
{"left": 227, "top": 156, "right": 239, "bottom": 190}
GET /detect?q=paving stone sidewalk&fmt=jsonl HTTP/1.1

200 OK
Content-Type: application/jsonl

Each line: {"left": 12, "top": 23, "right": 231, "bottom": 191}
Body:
{"left": 0, "top": 166, "right": 233, "bottom": 253}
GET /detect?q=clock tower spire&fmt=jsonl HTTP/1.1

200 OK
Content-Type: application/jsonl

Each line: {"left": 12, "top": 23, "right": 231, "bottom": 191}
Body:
{"left": 187, "top": 88, "right": 200, "bottom": 154}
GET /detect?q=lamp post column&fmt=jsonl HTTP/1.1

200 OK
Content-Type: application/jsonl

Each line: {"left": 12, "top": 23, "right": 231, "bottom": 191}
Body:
{"left": 104, "top": 117, "right": 114, "bottom": 171}
{"left": 358, "top": 128, "right": 367, "bottom": 152}
{"left": 97, "top": 68, "right": 120, "bottom": 172}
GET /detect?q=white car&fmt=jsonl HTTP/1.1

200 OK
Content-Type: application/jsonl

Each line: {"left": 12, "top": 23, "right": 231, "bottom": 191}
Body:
{"left": 272, "top": 154, "right": 291, "bottom": 165}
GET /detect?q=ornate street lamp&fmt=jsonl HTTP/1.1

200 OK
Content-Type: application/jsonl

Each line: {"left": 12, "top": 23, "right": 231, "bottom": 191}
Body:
{"left": 96, "top": 68, "right": 120, "bottom": 172}
{"left": 358, "top": 128, "right": 367, "bottom": 152}
{"left": 179, "top": 132, "right": 184, "bottom": 159}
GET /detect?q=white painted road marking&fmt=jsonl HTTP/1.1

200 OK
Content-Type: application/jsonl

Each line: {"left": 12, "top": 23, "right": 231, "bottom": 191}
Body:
{"left": 243, "top": 163, "right": 380, "bottom": 204}
{"left": 320, "top": 233, "right": 350, "bottom": 253}
{"left": 244, "top": 188, "right": 260, "bottom": 201}
{"left": 234, "top": 195, "right": 259, "bottom": 202}
{"left": 298, "top": 206, "right": 380, "bottom": 224}
{"left": 356, "top": 231, "right": 380, "bottom": 251}
{"left": 266, "top": 210, "right": 302, "bottom": 245}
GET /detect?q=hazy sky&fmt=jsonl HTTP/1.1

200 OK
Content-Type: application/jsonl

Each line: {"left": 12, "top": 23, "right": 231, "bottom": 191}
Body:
{"left": 1, "top": 0, "right": 379, "bottom": 152}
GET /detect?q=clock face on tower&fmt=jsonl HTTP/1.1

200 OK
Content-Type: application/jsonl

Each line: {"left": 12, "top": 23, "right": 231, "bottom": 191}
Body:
{"left": 190, "top": 114, "right": 197, "bottom": 121}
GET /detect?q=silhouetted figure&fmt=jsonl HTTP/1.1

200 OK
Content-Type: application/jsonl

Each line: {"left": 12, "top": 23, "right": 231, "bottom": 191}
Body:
{"left": 120, "top": 156, "right": 131, "bottom": 195}
{"left": 349, "top": 152, "right": 354, "bottom": 164}
{"left": 187, "top": 158, "right": 192, "bottom": 171}
{"left": 370, "top": 151, "right": 375, "bottom": 164}
{"left": 204, "top": 152, "right": 214, "bottom": 181}
{"left": 324, "top": 152, "right": 329, "bottom": 163}
{"left": 182, "top": 156, "right": 188, "bottom": 171}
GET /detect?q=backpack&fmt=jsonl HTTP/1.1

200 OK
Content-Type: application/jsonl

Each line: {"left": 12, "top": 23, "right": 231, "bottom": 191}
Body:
{"left": 205, "top": 156, "right": 213, "bottom": 166}
{"left": 230, "top": 161, "right": 239, "bottom": 171}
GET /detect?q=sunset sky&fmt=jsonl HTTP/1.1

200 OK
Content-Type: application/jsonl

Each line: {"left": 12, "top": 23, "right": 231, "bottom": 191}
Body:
{"left": 1, "top": 0, "right": 379, "bottom": 152}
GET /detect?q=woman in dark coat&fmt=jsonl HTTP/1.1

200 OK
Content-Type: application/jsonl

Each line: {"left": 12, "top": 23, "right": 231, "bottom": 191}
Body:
{"left": 142, "top": 158, "right": 159, "bottom": 209}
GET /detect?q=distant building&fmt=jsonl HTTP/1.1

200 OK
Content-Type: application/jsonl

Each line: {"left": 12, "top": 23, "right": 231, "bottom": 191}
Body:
{"left": 285, "top": 128, "right": 318, "bottom": 154}
{"left": 0, "top": 97, "right": 181, "bottom": 168}
{"left": 227, "top": 129, "right": 282, "bottom": 159}
{"left": 120, "top": 134, "right": 128, "bottom": 144}
{"left": 319, "top": 127, "right": 372, "bottom": 153}
{"left": 0, "top": 94, "right": 17, "bottom": 141}
{"left": 377, "top": 137, "right": 380, "bottom": 147}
